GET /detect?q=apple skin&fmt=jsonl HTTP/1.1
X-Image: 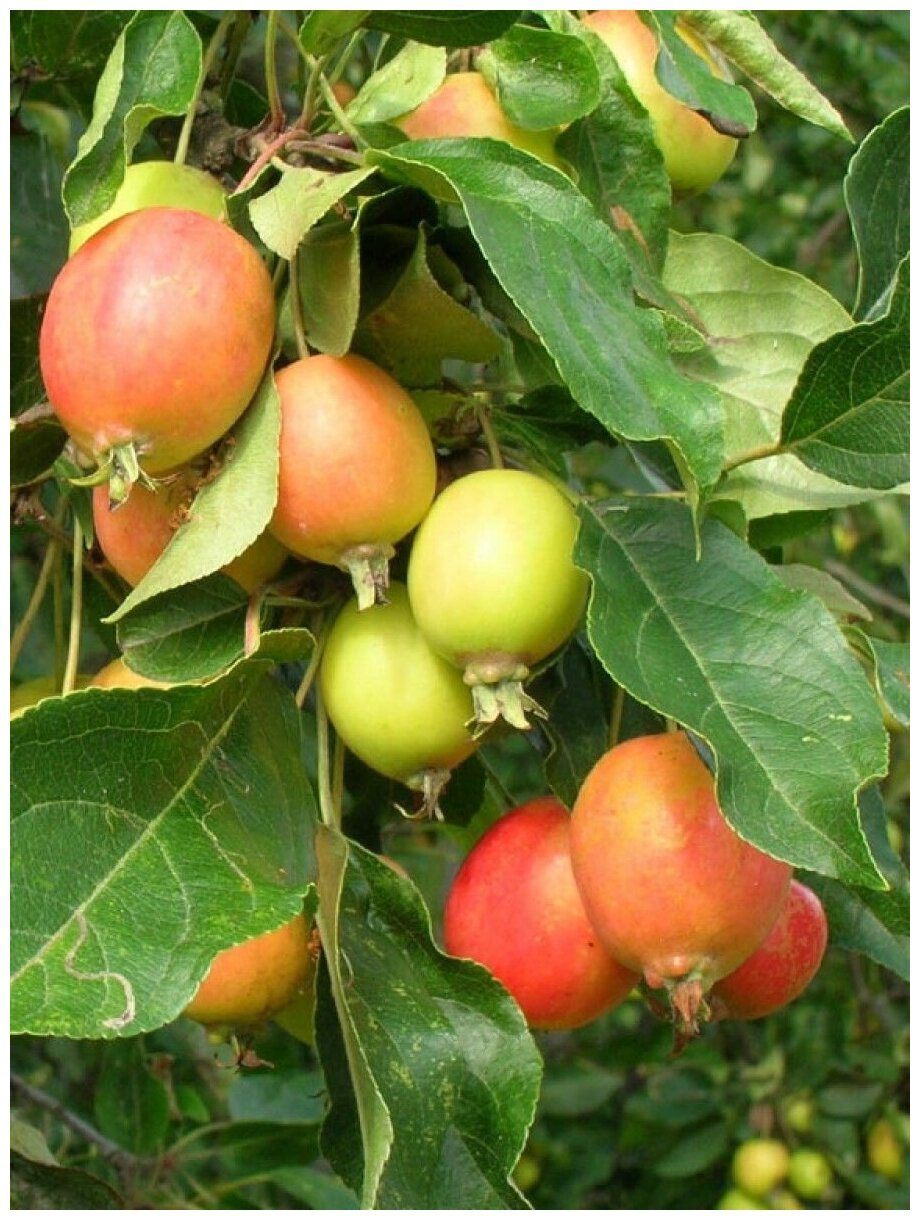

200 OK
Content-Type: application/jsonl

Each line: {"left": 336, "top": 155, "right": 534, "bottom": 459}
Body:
{"left": 395, "top": 72, "right": 565, "bottom": 171}
{"left": 69, "top": 161, "right": 227, "bottom": 255}
{"left": 183, "top": 913, "right": 315, "bottom": 1029}
{"left": 582, "top": 10, "right": 738, "bottom": 195}
{"left": 92, "top": 476, "right": 288, "bottom": 593}
{"left": 443, "top": 796, "right": 639, "bottom": 1030}
{"left": 570, "top": 732, "right": 793, "bottom": 995}
{"left": 40, "top": 208, "right": 276, "bottom": 475}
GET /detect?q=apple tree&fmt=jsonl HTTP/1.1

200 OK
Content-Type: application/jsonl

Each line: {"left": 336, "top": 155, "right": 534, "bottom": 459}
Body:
{"left": 10, "top": 10, "right": 908, "bottom": 1210}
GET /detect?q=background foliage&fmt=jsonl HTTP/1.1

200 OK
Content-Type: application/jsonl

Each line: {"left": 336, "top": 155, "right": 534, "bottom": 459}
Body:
{"left": 10, "top": 9, "right": 909, "bottom": 1210}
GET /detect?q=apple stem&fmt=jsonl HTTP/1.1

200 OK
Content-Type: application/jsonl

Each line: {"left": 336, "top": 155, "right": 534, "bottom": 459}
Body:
{"left": 473, "top": 401, "right": 504, "bottom": 470}
{"left": 288, "top": 248, "right": 312, "bottom": 361}
{"left": 62, "top": 512, "right": 85, "bottom": 696}
{"left": 174, "top": 11, "right": 235, "bottom": 167}
{"left": 341, "top": 544, "right": 395, "bottom": 611}
{"left": 10, "top": 502, "right": 66, "bottom": 672}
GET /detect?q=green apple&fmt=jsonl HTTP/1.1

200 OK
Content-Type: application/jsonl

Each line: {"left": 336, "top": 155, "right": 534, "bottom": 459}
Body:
{"left": 69, "top": 161, "right": 227, "bottom": 255}
{"left": 582, "top": 10, "right": 738, "bottom": 196}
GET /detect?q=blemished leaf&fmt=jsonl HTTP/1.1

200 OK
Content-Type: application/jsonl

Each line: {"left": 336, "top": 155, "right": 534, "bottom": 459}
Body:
{"left": 374, "top": 141, "right": 725, "bottom": 499}
{"left": 362, "top": 11, "right": 521, "bottom": 47}
{"left": 481, "top": 25, "right": 601, "bottom": 130}
{"left": 248, "top": 166, "right": 375, "bottom": 262}
{"left": 780, "top": 257, "right": 909, "bottom": 490}
{"left": 354, "top": 225, "right": 501, "bottom": 386}
{"left": 576, "top": 495, "right": 888, "bottom": 888}
{"left": 63, "top": 11, "right": 203, "bottom": 228}
{"left": 347, "top": 42, "right": 446, "bottom": 126}
{"left": 11, "top": 130, "right": 69, "bottom": 296}
{"left": 10, "top": 664, "right": 316, "bottom": 1038}
{"left": 648, "top": 11, "right": 757, "bottom": 136}
{"left": 555, "top": 13, "right": 671, "bottom": 276}
{"left": 94, "top": 1039, "right": 170, "bottom": 1156}
{"left": 804, "top": 789, "right": 909, "bottom": 980}
{"left": 10, "top": 1154, "right": 122, "bottom": 1210}
{"left": 298, "top": 11, "right": 370, "bottom": 58}
{"left": 681, "top": 10, "right": 853, "bottom": 142}
{"left": 847, "top": 107, "right": 909, "bottom": 322}
{"left": 315, "top": 831, "right": 541, "bottom": 1209}
{"left": 663, "top": 231, "right": 905, "bottom": 519}
{"left": 106, "top": 371, "right": 280, "bottom": 622}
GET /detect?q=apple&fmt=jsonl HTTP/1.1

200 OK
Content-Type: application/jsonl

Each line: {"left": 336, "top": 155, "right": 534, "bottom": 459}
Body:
{"left": 582, "top": 10, "right": 738, "bottom": 195}
{"left": 395, "top": 71, "right": 565, "bottom": 171}
{"left": 69, "top": 160, "right": 228, "bottom": 255}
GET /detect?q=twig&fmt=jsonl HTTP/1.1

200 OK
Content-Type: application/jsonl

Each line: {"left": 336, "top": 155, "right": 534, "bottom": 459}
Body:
{"left": 824, "top": 558, "right": 909, "bottom": 619}
{"left": 11, "top": 1072, "right": 158, "bottom": 1175}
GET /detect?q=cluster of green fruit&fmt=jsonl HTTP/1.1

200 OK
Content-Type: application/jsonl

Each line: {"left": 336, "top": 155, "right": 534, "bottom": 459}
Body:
{"left": 29, "top": 11, "right": 746, "bottom": 1039}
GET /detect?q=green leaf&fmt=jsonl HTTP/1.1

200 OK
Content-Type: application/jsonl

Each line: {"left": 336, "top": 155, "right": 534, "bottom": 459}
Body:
{"left": 849, "top": 633, "right": 909, "bottom": 729}
{"left": 846, "top": 107, "right": 909, "bottom": 321}
{"left": 11, "top": 417, "right": 68, "bottom": 489}
{"left": 654, "top": 1120, "right": 731, "bottom": 1177}
{"left": 347, "top": 42, "right": 446, "bottom": 126}
{"left": 363, "top": 11, "right": 521, "bottom": 47}
{"left": 555, "top": 14, "right": 671, "bottom": 276}
{"left": 63, "top": 12, "right": 202, "bottom": 228}
{"left": 315, "top": 831, "right": 541, "bottom": 1209}
{"left": 10, "top": 663, "right": 316, "bottom": 1038}
{"left": 492, "top": 386, "right": 609, "bottom": 481}
{"left": 771, "top": 564, "right": 872, "bottom": 623}
{"left": 94, "top": 1039, "right": 170, "bottom": 1156}
{"left": 10, "top": 1154, "right": 122, "bottom": 1210}
{"left": 354, "top": 225, "right": 501, "bottom": 386}
{"left": 298, "top": 11, "right": 370, "bottom": 58}
{"left": 681, "top": 10, "right": 853, "bottom": 142}
{"left": 11, "top": 11, "right": 134, "bottom": 83}
{"left": 374, "top": 141, "right": 725, "bottom": 499}
{"left": 296, "top": 220, "right": 361, "bottom": 357}
{"left": 481, "top": 25, "right": 601, "bottom": 129}
{"left": 11, "top": 130, "right": 69, "bottom": 296}
{"left": 228, "top": 1067, "right": 327, "bottom": 1125}
{"left": 11, "top": 296, "right": 46, "bottom": 415}
{"left": 804, "top": 790, "right": 908, "bottom": 979}
{"left": 648, "top": 12, "right": 757, "bottom": 136}
{"left": 780, "top": 257, "right": 909, "bottom": 489}
{"left": 106, "top": 372, "right": 281, "bottom": 622}
{"left": 174, "top": 1119, "right": 323, "bottom": 1176}
{"left": 576, "top": 495, "right": 888, "bottom": 887}
{"left": 663, "top": 231, "right": 904, "bottom": 519}
{"left": 248, "top": 166, "right": 375, "bottom": 262}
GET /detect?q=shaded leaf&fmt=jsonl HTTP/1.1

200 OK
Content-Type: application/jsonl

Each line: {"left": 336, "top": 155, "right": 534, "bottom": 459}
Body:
{"left": 682, "top": 10, "right": 852, "bottom": 141}
{"left": 63, "top": 12, "right": 202, "bottom": 228}
{"left": 354, "top": 225, "right": 501, "bottom": 386}
{"left": 11, "top": 417, "right": 67, "bottom": 488}
{"left": 363, "top": 11, "right": 521, "bottom": 47}
{"left": 10, "top": 664, "right": 316, "bottom": 1037}
{"left": 771, "top": 564, "right": 872, "bottom": 623}
{"left": 374, "top": 141, "right": 725, "bottom": 499}
{"left": 10, "top": 1153, "right": 122, "bottom": 1210}
{"left": 654, "top": 1120, "right": 731, "bottom": 1177}
{"left": 648, "top": 11, "right": 757, "bottom": 136}
{"left": 11, "top": 11, "right": 133, "bottom": 83}
{"left": 315, "top": 830, "right": 541, "bottom": 1209}
{"left": 94, "top": 1038, "right": 170, "bottom": 1156}
{"left": 849, "top": 632, "right": 909, "bottom": 729}
{"left": 11, "top": 130, "right": 69, "bottom": 296}
{"left": 11, "top": 296, "right": 46, "bottom": 414}
{"left": 297, "top": 221, "right": 361, "bottom": 357}
{"left": 298, "top": 11, "right": 370, "bottom": 58}
{"left": 846, "top": 107, "right": 909, "bottom": 321}
{"left": 780, "top": 257, "right": 909, "bottom": 489}
{"left": 576, "top": 495, "right": 888, "bottom": 886}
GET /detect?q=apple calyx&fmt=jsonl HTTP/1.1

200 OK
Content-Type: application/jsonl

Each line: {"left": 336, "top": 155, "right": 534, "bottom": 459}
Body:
{"left": 399, "top": 766, "right": 452, "bottom": 822}
{"left": 340, "top": 542, "right": 395, "bottom": 611}
{"left": 461, "top": 655, "right": 547, "bottom": 735}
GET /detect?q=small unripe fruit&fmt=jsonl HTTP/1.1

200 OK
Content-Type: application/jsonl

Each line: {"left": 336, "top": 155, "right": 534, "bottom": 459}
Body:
{"left": 731, "top": 1138, "right": 791, "bottom": 1197}
{"left": 787, "top": 1148, "right": 834, "bottom": 1201}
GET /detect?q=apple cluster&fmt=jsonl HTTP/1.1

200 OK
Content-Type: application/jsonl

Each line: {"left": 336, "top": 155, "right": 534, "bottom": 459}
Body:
{"left": 444, "top": 731, "right": 828, "bottom": 1037}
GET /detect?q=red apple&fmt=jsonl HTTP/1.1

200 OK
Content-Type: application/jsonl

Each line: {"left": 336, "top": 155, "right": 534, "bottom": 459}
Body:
{"left": 443, "top": 796, "right": 639, "bottom": 1030}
